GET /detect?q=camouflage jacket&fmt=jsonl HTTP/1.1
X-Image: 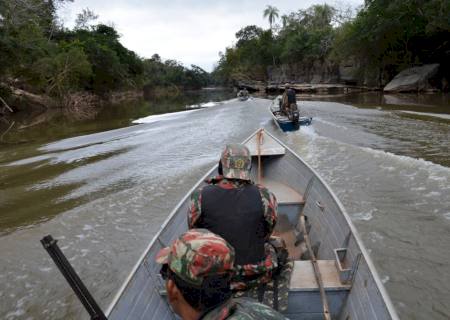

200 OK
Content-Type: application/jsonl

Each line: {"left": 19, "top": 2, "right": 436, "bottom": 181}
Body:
{"left": 188, "top": 175, "right": 278, "bottom": 289}
{"left": 200, "top": 297, "right": 287, "bottom": 320}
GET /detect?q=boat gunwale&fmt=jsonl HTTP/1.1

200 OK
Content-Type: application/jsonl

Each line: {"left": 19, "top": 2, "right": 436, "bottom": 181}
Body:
{"left": 106, "top": 127, "right": 399, "bottom": 320}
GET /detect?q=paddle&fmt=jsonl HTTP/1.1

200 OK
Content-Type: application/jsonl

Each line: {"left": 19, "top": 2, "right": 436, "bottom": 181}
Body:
{"left": 297, "top": 178, "right": 331, "bottom": 320}
{"left": 41, "top": 235, "right": 107, "bottom": 320}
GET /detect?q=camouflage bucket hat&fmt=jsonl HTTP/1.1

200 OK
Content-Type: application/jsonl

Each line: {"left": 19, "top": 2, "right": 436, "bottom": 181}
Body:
{"left": 156, "top": 229, "right": 235, "bottom": 287}
{"left": 221, "top": 144, "right": 251, "bottom": 180}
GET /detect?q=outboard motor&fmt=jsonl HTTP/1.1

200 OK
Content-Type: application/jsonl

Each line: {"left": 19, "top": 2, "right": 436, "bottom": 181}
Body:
{"left": 292, "top": 110, "right": 300, "bottom": 125}
{"left": 288, "top": 103, "right": 300, "bottom": 124}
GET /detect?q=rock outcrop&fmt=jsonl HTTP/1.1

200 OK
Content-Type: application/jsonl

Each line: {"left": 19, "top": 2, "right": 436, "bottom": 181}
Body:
{"left": 384, "top": 64, "right": 440, "bottom": 92}
{"left": 267, "top": 61, "right": 340, "bottom": 84}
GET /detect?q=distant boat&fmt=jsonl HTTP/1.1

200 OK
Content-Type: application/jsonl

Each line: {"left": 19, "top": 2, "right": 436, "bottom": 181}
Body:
{"left": 106, "top": 129, "right": 399, "bottom": 320}
{"left": 237, "top": 89, "right": 250, "bottom": 101}
{"left": 270, "top": 97, "right": 312, "bottom": 131}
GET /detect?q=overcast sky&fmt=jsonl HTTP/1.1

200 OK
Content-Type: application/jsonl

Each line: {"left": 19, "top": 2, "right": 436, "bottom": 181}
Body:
{"left": 59, "top": 0, "right": 363, "bottom": 71}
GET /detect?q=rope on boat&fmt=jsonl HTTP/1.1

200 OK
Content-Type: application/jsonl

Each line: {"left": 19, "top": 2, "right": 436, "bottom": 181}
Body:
{"left": 299, "top": 181, "right": 331, "bottom": 320}
{"left": 257, "top": 128, "right": 264, "bottom": 183}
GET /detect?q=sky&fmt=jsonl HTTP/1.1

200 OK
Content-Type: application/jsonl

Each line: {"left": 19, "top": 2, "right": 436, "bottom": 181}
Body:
{"left": 59, "top": 0, "right": 364, "bottom": 72}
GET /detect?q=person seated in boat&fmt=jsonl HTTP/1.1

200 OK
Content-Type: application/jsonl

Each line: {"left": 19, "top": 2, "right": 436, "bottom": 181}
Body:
{"left": 188, "top": 144, "right": 279, "bottom": 292}
{"left": 237, "top": 88, "right": 249, "bottom": 100}
{"left": 156, "top": 228, "right": 287, "bottom": 320}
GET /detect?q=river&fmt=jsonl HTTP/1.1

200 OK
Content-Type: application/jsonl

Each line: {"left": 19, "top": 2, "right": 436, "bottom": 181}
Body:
{"left": 0, "top": 90, "right": 449, "bottom": 319}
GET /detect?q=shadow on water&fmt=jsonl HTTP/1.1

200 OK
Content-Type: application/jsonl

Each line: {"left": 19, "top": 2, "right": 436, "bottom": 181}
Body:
{"left": 0, "top": 147, "right": 135, "bottom": 235}
{"left": 0, "top": 89, "right": 235, "bottom": 233}
{"left": 0, "top": 88, "right": 235, "bottom": 147}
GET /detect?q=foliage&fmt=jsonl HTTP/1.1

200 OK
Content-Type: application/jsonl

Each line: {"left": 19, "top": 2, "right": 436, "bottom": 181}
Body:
{"left": 34, "top": 46, "right": 92, "bottom": 97}
{"left": 143, "top": 57, "right": 210, "bottom": 90}
{"left": 334, "top": 0, "right": 450, "bottom": 77}
{"left": 214, "top": 1, "right": 450, "bottom": 87}
{"left": 74, "top": 8, "right": 98, "bottom": 30}
{"left": 0, "top": 0, "right": 212, "bottom": 104}
{"left": 263, "top": 5, "right": 279, "bottom": 30}
{"left": 214, "top": 4, "right": 338, "bottom": 83}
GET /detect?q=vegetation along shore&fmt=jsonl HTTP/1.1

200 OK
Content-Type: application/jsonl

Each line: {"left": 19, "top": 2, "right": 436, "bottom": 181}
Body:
{"left": 0, "top": 1, "right": 211, "bottom": 116}
{"left": 1, "top": 0, "right": 449, "bottom": 119}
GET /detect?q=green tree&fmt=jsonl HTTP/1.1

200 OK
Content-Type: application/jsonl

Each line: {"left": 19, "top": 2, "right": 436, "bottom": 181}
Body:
{"left": 74, "top": 8, "right": 98, "bottom": 30}
{"left": 333, "top": 0, "right": 450, "bottom": 85}
{"left": 34, "top": 46, "right": 92, "bottom": 97}
{"left": 263, "top": 5, "right": 279, "bottom": 31}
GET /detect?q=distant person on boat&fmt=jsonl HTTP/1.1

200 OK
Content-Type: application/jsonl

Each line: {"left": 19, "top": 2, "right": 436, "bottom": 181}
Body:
{"left": 237, "top": 88, "right": 249, "bottom": 100}
{"left": 281, "top": 84, "right": 298, "bottom": 115}
{"left": 188, "top": 144, "right": 280, "bottom": 292}
{"left": 156, "top": 228, "right": 287, "bottom": 319}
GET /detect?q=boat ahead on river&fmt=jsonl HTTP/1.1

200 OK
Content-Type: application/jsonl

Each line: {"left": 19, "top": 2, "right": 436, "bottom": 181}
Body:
{"left": 105, "top": 129, "right": 398, "bottom": 320}
{"left": 270, "top": 98, "right": 312, "bottom": 132}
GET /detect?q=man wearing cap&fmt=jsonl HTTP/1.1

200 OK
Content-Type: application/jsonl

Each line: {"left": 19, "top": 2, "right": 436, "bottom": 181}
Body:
{"left": 188, "top": 144, "right": 278, "bottom": 291}
{"left": 157, "top": 228, "right": 286, "bottom": 320}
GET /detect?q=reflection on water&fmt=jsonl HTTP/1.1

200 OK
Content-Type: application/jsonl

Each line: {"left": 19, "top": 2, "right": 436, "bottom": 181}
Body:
{"left": 301, "top": 92, "right": 450, "bottom": 110}
{"left": 0, "top": 92, "right": 449, "bottom": 320}
{"left": 0, "top": 89, "right": 235, "bottom": 232}
{"left": 0, "top": 88, "right": 235, "bottom": 146}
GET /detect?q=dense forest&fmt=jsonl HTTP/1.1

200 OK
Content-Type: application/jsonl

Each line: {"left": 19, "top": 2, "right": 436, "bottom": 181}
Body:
{"left": 0, "top": 0, "right": 210, "bottom": 111}
{"left": 213, "top": 0, "right": 450, "bottom": 89}
{"left": 1, "top": 0, "right": 449, "bottom": 113}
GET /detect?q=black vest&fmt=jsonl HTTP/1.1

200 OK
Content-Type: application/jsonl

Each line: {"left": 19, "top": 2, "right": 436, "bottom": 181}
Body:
{"left": 287, "top": 89, "right": 296, "bottom": 104}
{"left": 198, "top": 184, "right": 266, "bottom": 265}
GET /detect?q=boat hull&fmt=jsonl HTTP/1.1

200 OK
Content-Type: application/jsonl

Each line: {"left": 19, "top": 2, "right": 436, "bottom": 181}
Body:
{"left": 276, "top": 116, "right": 312, "bottom": 131}
{"left": 106, "top": 129, "right": 398, "bottom": 320}
{"left": 269, "top": 100, "right": 312, "bottom": 132}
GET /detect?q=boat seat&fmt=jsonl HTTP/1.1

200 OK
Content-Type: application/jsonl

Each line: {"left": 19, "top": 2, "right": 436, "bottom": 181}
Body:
{"left": 285, "top": 261, "right": 352, "bottom": 319}
{"left": 289, "top": 260, "right": 351, "bottom": 292}
{"left": 245, "top": 133, "right": 285, "bottom": 156}
{"left": 260, "top": 179, "right": 304, "bottom": 205}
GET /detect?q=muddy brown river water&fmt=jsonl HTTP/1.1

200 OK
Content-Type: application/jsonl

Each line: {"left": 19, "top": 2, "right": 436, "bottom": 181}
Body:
{"left": 0, "top": 91, "right": 449, "bottom": 319}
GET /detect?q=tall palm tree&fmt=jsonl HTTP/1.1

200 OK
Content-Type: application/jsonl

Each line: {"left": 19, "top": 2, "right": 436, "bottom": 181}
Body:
{"left": 263, "top": 5, "right": 279, "bottom": 31}
{"left": 263, "top": 5, "right": 279, "bottom": 67}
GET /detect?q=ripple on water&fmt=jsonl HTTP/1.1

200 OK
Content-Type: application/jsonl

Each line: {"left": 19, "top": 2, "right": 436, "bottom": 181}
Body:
{"left": 351, "top": 211, "right": 374, "bottom": 221}
{"left": 368, "top": 231, "right": 384, "bottom": 243}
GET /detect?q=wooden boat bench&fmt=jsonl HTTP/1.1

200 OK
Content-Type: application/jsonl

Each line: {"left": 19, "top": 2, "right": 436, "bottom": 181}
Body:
{"left": 261, "top": 179, "right": 304, "bottom": 228}
{"left": 285, "top": 260, "right": 351, "bottom": 319}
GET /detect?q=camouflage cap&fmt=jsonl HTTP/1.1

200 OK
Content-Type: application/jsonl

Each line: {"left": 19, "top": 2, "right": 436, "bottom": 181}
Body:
{"left": 221, "top": 144, "right": 251, "bottom": 180}
{"left": 156, "top": 229, "right": 235, "bottom": 287}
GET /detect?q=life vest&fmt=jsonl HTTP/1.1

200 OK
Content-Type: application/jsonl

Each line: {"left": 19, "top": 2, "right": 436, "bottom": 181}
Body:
{"left": 197, "top": 184, "right": 266, "bottom": 265}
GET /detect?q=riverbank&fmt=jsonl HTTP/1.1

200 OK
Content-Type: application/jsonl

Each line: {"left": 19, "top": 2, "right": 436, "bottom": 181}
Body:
{"left": 0, "top": 85, "right": 216, "bottom": 128}
{"left": 236, "top": 63, "right": 448, "bottom": 95}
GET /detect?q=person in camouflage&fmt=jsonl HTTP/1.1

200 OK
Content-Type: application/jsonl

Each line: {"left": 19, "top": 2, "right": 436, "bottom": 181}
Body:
{"left": 188, "top": 144, "right": 278, "bottom": 291}
{"left": 156, "top": 228, "right": 287, "bottom": 320}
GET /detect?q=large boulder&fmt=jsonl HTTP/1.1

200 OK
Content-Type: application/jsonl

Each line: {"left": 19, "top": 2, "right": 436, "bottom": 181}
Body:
{"left": 384, "top": 64, "right": 440, "bottom": 92}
